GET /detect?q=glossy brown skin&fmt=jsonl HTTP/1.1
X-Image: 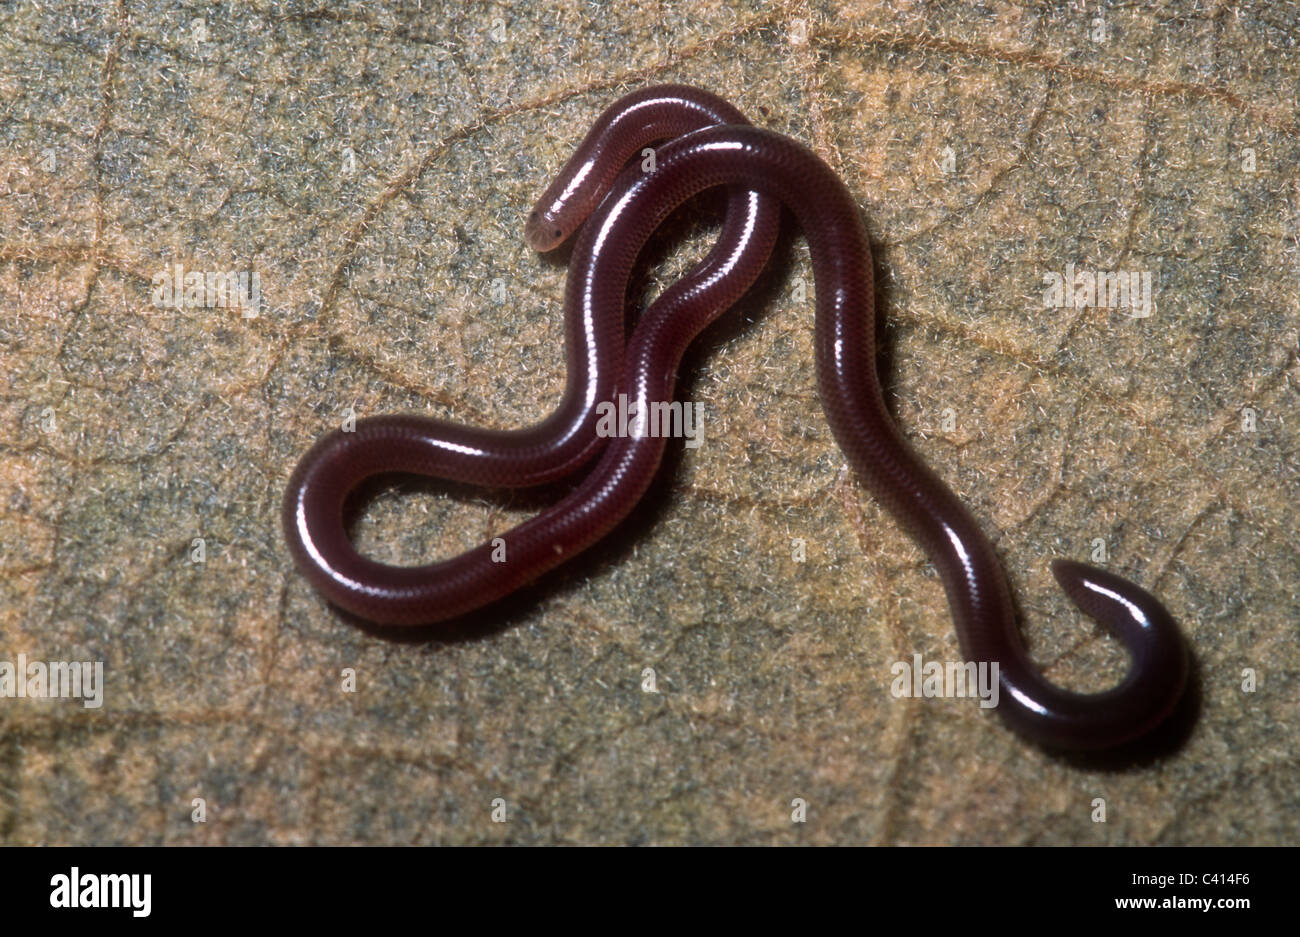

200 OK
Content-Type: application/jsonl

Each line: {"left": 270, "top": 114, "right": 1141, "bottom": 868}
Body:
{"left": 284, "top": 88, "right": 777, "bottom": 600}
{"left": 524, "top": 85, "right": 754, "bottom": 251}
{"left": 284, "top": 93, "right": 1189, "bottom": 750}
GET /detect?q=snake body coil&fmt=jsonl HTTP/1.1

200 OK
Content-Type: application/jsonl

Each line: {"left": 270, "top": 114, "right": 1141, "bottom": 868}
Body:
{"left": 283, "top": 87, "right": 1189, "bottom": 750}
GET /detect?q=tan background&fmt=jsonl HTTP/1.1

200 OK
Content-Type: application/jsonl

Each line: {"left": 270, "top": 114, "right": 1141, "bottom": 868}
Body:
{"left": 1, "top": 0, "right": 1297, "bottom": 844}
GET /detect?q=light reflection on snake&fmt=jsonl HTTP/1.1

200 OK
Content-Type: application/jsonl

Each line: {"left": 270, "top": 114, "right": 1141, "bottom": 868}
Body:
{"left": 283, "top": 86, "right": 1189, "bottom": 750}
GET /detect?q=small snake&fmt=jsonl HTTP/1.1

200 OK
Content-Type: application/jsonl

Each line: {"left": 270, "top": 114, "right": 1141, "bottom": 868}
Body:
{"left": 283, "top": 86, "right": 1188, "bottom": 750}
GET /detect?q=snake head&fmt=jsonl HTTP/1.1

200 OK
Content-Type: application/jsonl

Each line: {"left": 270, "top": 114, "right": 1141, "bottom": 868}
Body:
{"left": 524, "top": 208, "right": 567, "bottom": 252}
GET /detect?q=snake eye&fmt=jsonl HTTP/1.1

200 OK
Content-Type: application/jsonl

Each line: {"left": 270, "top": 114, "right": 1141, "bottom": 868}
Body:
{"left": 554, "top": 227, "right": 562, "bottom": 238}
